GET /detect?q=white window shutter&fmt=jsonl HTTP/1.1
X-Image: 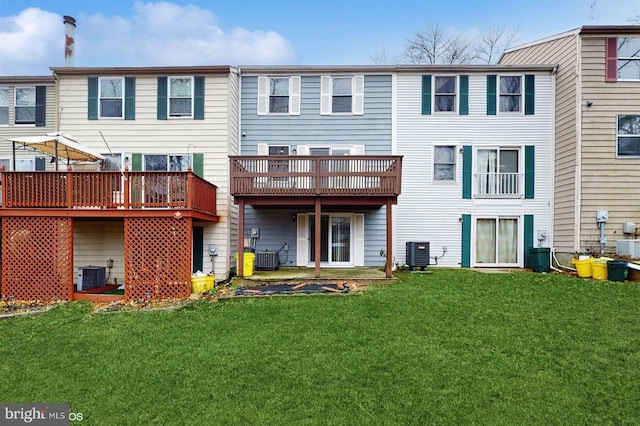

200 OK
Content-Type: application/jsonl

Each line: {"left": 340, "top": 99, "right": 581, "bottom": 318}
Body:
{"left": 353, "top": 75, "right": 364, "bottom": 115}
{"left": 257, "top": 143, "right": 268, "bottom": 155}
{"left": 257, "top": 76, "right": 268, "bottom": 115}
{"left": 320, "top": 76, "right": 332, "bottom": 115}
{"left": 355, "top": 214, "right": 365, "bottom": 266}
{"left": 290, "top": 76, "right": 301, "bottom": 115}
{"left": 296, "top": 214, "right": 308, "bottom": 266}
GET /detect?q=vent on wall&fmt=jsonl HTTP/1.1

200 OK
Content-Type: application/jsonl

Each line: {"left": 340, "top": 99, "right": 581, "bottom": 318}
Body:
{"left": 77, "top": 266, "right": 106, "bottom": 291}
{"left": 406, "top": 242, "right": 430, "bottom": 271}
{"left": 255, "top": 251, "right": 279, "bottom": 270}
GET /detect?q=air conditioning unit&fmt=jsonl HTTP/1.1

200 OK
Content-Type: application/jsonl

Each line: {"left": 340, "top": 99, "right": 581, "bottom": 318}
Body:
{"left": 255, "top": 251, "right": 279, "bottom": 270}
{"left": 77, "top": 266, "right": 106, "bottom": 291}
{"left": 406, "top": 242, "right": 430, "bottom": 271}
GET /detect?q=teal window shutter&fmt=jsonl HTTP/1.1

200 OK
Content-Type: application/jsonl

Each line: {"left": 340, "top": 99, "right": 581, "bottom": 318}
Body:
{"left": 157, "top": 76, "right": 167, "bottom": 120}
{"left": 525, "top": 145, "right": 535, "bottom": 199}
{"left": 124, "top": 77, "right": 136, "bottom": 120}
{"left": 459, "top": 75, "right": 469, "bottom": 115}
{"left": 525, "top": 74, "right": 535, "bottom": 115}
{"left": 192, "top": 153, "right": 204, "bottom": 175}
{"left": 524, "top": 215, "right": 534, "bottom": 268}
{"left": 462, "top": 145, "right": 472, "bottom": 199}
{"left": 421, "top": 75, "right": 432, "bottom": 115}
{"left": 461, "top": 214, "right": 471, "bottom": 267}
{"left": 88, "top": 77, "right": 98, "bottom": 120}
{"left": 486, "top": 75, "right": 496, "bottom": 115}
{"left": 194, "top": 76, "right": 205, "bottom": 120}
{"left": 131, "top": 153, "right": 142, "bottom": 171}
{"left": 35, "top": 86, "right": 46, "bottom": 127}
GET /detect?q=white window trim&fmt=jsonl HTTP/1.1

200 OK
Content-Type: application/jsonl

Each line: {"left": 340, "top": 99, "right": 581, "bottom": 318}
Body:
{"left": 320, "top": 75, "right": 364, "bottom": 115}
{"left": 98, "top": 77, "right": 125, "bottom": 119}
{"left": 498, "top": 75, "right": 523, "bottom": 114}
{"left": 617, "top": 37, "right": 640, "bottom": 81}
{"left": 433, "top": 75, "right": 458, "bottom": 114}
{"left": 168, "top": 76, "right": 194, "bottom": 119}
{"left": 471, "top": 215, "right": 523, "bottom": 268}
{"left": 257, "top": 76, "right": 301, "bottom": 116}
{"left": 432, "top": 145, "right": 458, "bottom": 184}
{"left": 13, "top": 86, "right": 36, "bottom": 126}
{"left": 0, "top": 86, "right": 9, "bottom": 127}
{"left": 298, "top": 213, "right": 361, "bottom": 267}
{"left": 616, "top": 114, "right": 640, "bottom": 158}
{"left": 473, "top": 146, "right": 524, "bottom": 199}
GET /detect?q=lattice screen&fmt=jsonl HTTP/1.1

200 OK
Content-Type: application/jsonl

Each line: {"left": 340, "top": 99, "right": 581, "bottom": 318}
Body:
{"left": 1, "top": 217, "right": 73, "bottom": 301}
{"left": 124, "top": 217, "right": 192, "bottom": 301}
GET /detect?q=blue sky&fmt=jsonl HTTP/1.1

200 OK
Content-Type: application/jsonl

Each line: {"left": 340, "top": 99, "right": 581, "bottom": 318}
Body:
{"left": 0, "top": 0, "right": 638, "bottom": 75}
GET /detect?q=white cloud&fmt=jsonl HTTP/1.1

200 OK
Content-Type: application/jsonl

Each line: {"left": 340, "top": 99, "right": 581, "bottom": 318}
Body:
{"left": 0, "top": 8, "right": 62, "bottom": 75}
{"left": 0, "top": 2, "right": 297, "bottom": 75}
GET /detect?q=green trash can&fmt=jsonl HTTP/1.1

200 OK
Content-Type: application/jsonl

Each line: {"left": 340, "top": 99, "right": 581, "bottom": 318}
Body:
{"left": 607, "top": 260, "right": 628, "bottom": 282}
{"left": 529, "top": 247, "right": 551, "bottom": 272}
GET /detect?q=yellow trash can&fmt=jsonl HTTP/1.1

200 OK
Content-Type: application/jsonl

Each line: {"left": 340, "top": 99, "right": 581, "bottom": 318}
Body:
{"left": 591, "top": 259, "right": 608, "bottom": 280}
{"left": 191, "top": 276, "right": 208, "bottom": 293}
{"left": 235, "top": 252, "right": 255, "bottom": 277}
{"left": 572, "top": 257, "right": 593, "bottom": 278}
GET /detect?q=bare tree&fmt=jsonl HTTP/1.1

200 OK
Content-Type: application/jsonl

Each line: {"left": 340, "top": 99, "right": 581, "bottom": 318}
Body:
{"left": 403, "top": 22, "right": 517, "bottom": 65}
{"left": 404, "top": 22, "right": 467, "bottom": 64}
{"left": 476, "top": 25, "right": 519, "bottom": 64}
{"left": 368, "top": 47, "right": 398, "bottom": 65}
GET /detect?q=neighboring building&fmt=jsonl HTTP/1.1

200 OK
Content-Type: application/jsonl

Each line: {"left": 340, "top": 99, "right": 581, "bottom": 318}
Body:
{"left": 394, "top": 65, "right": 556, "bottom": 268}
{"left": 232, "top": 66, "right": 401, "bottom": 277}
{"left": 0, "top": 76, "right": 56, "bottom": 171}
{"left": 500, "top": 26, "right": 640, "bottom": 256}
{"left": 0, "top": 66, "right": 239, "bottom": 301}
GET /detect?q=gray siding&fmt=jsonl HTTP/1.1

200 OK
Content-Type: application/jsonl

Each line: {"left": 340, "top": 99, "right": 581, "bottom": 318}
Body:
{"left": 239, "top": 73, "right": 393, "bottom": 267}
{"left": 240, "top": 75, "right": 392, "bottom": 154}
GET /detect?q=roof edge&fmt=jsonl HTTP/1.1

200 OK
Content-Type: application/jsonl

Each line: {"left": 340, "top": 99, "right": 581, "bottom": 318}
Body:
{"left": 50, "top": 65, "right": 234, "bottom": 76}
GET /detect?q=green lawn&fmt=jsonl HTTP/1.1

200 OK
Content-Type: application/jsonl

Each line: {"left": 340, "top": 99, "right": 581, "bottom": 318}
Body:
{"left": 1, "top": 269, "right": 640, "bottom": 425}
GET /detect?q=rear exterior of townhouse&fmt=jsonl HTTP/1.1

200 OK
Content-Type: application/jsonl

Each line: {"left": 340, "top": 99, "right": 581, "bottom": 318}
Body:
{"left": 500, "top": 26, "right": 640, "bottom": 256}
{"left": 232, "top": 66, "right": 401, "bottom": 277}
{"left": 393, "top": 65, "right": 556, "bottom": 269}
{"left": 0, "top": 66, "right": 239, "bottom": 301}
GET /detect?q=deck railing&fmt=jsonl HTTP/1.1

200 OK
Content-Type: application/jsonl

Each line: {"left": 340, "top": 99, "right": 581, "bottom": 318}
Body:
{"left": 0, "top": 168, "right": 217, "bottom": 215}
{"left": 474, "top": 172, "right": 522, "bottom": 197}
{"left": 230, "top": 155, "right": 402, "bottom": 197}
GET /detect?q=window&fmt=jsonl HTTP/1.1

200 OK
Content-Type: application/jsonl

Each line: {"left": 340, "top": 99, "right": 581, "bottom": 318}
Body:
{"left": 476, "top": 217, "right": 519, "bottom": 265}
{"left": 617, "top": 115, "right": 640, "bottom": 156}
{"left": 617, "top": 37, "right": 640, "bottom": 80}
{"left": 332, "top": 77, "right": 352, "bottom": 113}
{"left": 475, "top": 148, "right": 520, "bottom": 197}
{"left": 144, "top": 154, "right": 191, "bottom": 171}
{"left": 269, "top": 77, "right": 289, "bottom": 113}
{"left": 99, "top": 78, "right": 124, "bottom": 118}
{"left": 434, "top": 76, "right": 456, "bottom": 112}
{"left": 0, "top": 87, "right": 8, "bottom": 125}
{"left": 320, "top": 75, "right": 364, "bottom": 115}
{"left": 434, "top": 146, "right": 456, "bottom": 181}
{"left": 499, "top": 76, "right": 521, "bottom": 112}
{"left": 15, "top": 87, "right": 36, "bottom": 124}
{"left": 169, "top": 77, "right": 193, "bottom": 117}
{"left": 0, "top": 158, "right": 35, "bottom": 171}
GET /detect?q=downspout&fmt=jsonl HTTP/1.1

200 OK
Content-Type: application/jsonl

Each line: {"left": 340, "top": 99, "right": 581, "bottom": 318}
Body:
{"left": 573, "top": 32, "right": 583, "bottom": 252}
{"left": 234, "top": 67, "right": 242, "bottom": 276}
{"left": 550, "top": 65, "right": 558, "bottom": 253}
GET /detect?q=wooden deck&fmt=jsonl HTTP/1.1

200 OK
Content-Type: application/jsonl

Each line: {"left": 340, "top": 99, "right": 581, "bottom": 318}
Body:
{"left": 0, "top": 168, "right": 218, "bottom": 221}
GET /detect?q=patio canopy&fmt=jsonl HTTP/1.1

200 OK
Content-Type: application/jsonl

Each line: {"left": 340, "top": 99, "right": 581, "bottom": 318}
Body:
{"left": 2, "top": 132, "right": 104, "bottom": 171}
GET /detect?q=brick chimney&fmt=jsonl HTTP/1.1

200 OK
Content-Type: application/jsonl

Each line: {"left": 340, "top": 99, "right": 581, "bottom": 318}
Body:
{"left": 63, "top": 15, "right": 76, "bottom": 67}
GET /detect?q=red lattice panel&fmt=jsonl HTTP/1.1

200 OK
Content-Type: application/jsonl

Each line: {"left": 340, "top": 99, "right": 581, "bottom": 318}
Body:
{"left": 124, "top": 217, "right": 192, "bottom": 301}
{"left": 2, "top": 217, "right": 73, "bottom": 301}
